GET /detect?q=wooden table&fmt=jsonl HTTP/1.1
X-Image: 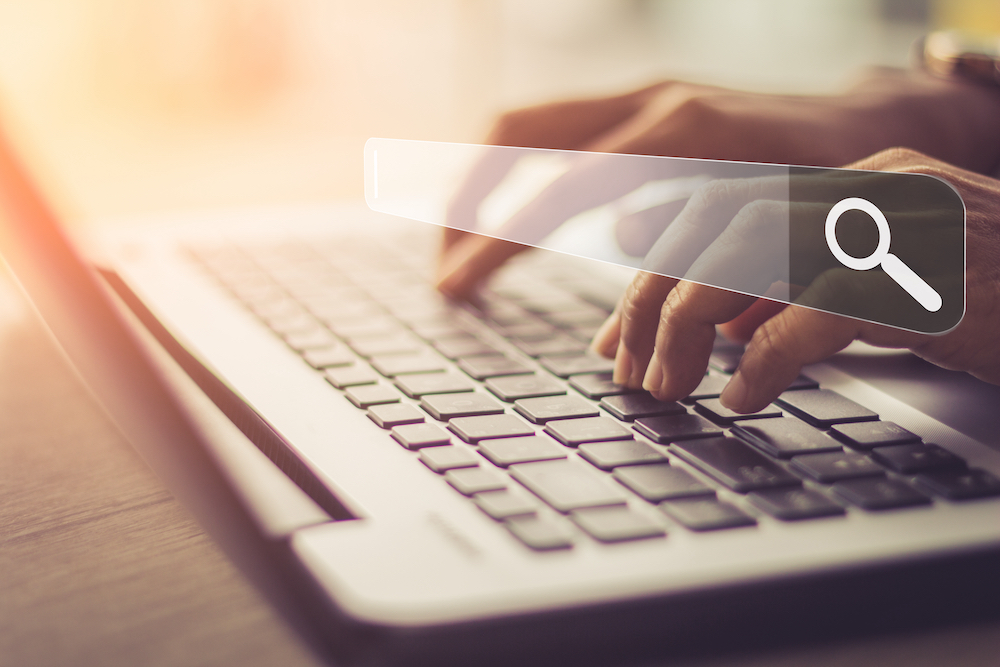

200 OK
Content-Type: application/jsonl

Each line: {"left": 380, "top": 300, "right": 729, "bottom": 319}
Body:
{"left": 1, "top": 272, "right": 998, "bottom": 667}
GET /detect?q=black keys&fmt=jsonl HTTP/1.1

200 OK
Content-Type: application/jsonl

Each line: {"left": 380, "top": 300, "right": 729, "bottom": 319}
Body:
{"left": 789, "top": 451, "right": 885, "bottom": 483}
{"left": 870, "top": 443, "right": 966, "bottom": 474}
{"left": 570, "top": 506, "right": 665, "bottom": 542}
{"left": 344, "top": 384, "right": 401, "bottom": 409}
{"left": 301, "top": 345, "right": 355, "bottom": 368}
{"left": 514, "top": 395, "right": 599, "bottom": 424}
{"left": 747, "top": 487, "right": 846, "bottom": 521}
{"left": 433, "top": 336, "right": 498, "bottom": 359}
{"left": 775, "top": 389, "right": 877, "bottom": 427}
{"left": 394, "top": 372, "right": 475, "bottom": 398}
{"left": 633, "top": 413, "right": 723, "bottom": 444}
{"left": 659, "top": 498, "right": 756, "bottom": 531}
{"left": 505, "top": 516, "right": 574, "bottom": 550}
{"left": 512, "top": 335, "right": 587, "bottom": 358}
{"left": 445, "top": 467, "right": 507, "bottom": 495}
{"left": 370, "top": 353, "right": 447, "bottom": 377}
{"left": 577, "top": 440, "right": 667, "bottom": 470}
{"left": 486, "top": 374, "right": 565, "bottom": 402}
{"left": 458, "top": 355, "right": 532, "bottom": 380}
{"left": 478, "top": 436, "right": 567, "bottom": 467}
{"left": 832, "top": 478, "right": 931, "bottom": 510}
{"left": 683, "top": 375, "right": 729, "bottom": 402}
{"left": 830, "top": 421, "right": 920, "bottom": 449}
{"left": 613, "top": 463, "right": 715, "bottom": 502}
{"left": 391, "top": 423, "right": 452, "bottom": 450}
{"left": 367, "top": 403, "right": 425, "bottom": 428}
{"left": 568, "top": 372, "right": 638, "bottom": 399}
{"left": 599, "top": 393, "right": 686, "bottom": 421}
{"left": 510, "top": 460, "right": 628, "bottom": 512}
{"left": 671, "top": 437, "right": 801, "bottom": 493}
{"left": 324, "top": 365, "right": 378, "bottom": 389}
{"left": 418, "top": 445, "right": 480, "bottom": 473}
{"left": 349, "top": 335, "right": 421, "bottom": 358}
{"left": 448, "top": 414, "right": 535, "bottom": 443}
{"left": 474, "top": 489, "right": 538, "bottom": 519}
{"left": 915, "top": 469, "right": 1000, "bottom": 501}
{"left": 694, "top": 399, "right": 782, "bottom": 425}
{"left": 708, "top": 347, "right": 743, "bottom": 374}
{"left": 544, "top": 416, "right": 633, "bottom": 447}
{"left": 732, "top": 418, "right": 843, "bottom": 458}
{"left": 420, "top": 393, "right": 504, "bottom": 420}
{"left": 539, "top": 353, "right": 616, "bottom": 378}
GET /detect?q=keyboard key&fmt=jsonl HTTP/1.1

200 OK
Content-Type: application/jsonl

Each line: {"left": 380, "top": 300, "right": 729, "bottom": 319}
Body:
{"left": 775, "top": 389, "right": 878, "bottom": 427}
{"left": 540, "top": 353, "right": 616, "bottom": 378}
{"left": 544, "top": 309, "right": 608, "bottom": 328}
{"left": 410, "top": 322, "right": 470, "bottom": 341}
{"left": 747, "top": 487, "right": 846, "bottom": 521}
{"left": 578, "top": 440, "right": 667, "bottom": 470}
{"left": 512, "top": 335, "right": 588, "bottom": 358}
{"left": 544, "top": 416, "right": 633, "bottom": 446}
{"left": 568, "top": 372, "right": 638, "bottom": 399}
{"left": 448, "top": 414, "right": 535, "bottom": 443}
{"left": 420, "top": 393, "right": 505, "bottom": 420}
{"left": 394, "top": 372, "right": 475, "bottom": 398}
{"left": 708, "top": 347, "right": 743, "bottom": 374}
{"left": 371, "top": 353, "right": 447, "bottom": 377}
{"left": 830, "top": 421, "right": 921, "bottom": 450}
{"left": 367, "top": 403, "right": 425, "bottom": 428}
{"left": 284, "top": 328, "right": 339, "bottom": 351}
{"left": 349, "top": 335, "right": 421, "bottom": 358}
{"left": 599, "top": 393, "right": 686, "bottom": 421}
{"left": 478, "top": 436, "right": 567, "bottom": 467}
{"left": 870, "top": 443, "right": 966, "bottom": 474}
{"left": 694, "top": 399, "right": 782, "bottom": 425}
{"left": 302, "top": 345, "right": 355, "bottom": 369}
{"left": 485, "top": 374, "right": 566, "bottom": 402}
{"left": 324, "top": 365, "right": 379, "bottom": 389}
{"left": 789, "top": 451, "right": 885, "bottom": 483}
{"left": 419, "top": 445, "right": 481, "bottom": 473}
{"left": 832, "top": 477, "right": 931, "bottom": 510}
{"left": 514, "top": 395, "right": 599, "bottom": 424}
{"left": 633, "top": 413, "right": 723, "bottom": 444}
{"left": 786, "top": 374, "right": 820, "bottom": 391}
{"left": 504, "top": 516, "right": 573, "bottom": 550}
{"left": 445, "top": 467, "right": 507, "bottom": 495}
{"left": 659, "top": 498, "right": 756, "bottom": 531}
{"left": 510, "top": 460, "right": 628, "bottom": 512}
{"left": 732, "top": 418, "right": 843, "bottom": 458}
{"left": 682, "top": 374, "right": 729, "bottom": 402}
{"left": 329, "top": 318, "right": 404, "bottom": 340}
{"left": 391, "top": 423, "right": 452, "bottom": 450}
{"left": 496, "top": 322, "right": 555, "bottom": 340}
{"left": 570, "top": 506, "right": 666, "bottom": 542}
{"left": 458, "top": 355, "right": 532, "bottom": 380}
{"left": 474, "top": 489, "right": 538, "bottom": 519}
{"left": 344, "top": 384, "right": 401, "bottom": 409}
{"left": 613, "top": 464, "right": 715, "bottom": 502}
{"left": 433, "top": 336, "right": 498, "bottom": 359}
{"left": 672, "top": 437, "right": 801, "bottom": 493}
{"left": 914, "top": 469, "right": 1000, "bottom": 501}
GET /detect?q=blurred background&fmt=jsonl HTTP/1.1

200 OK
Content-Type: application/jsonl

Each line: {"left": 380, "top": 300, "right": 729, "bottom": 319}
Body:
{"left": 0, "top": 0, "right": 996, "bottom": 227}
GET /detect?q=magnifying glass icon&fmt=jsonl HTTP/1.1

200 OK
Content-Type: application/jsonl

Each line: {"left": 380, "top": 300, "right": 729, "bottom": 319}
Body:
{"left": 825, "top": 197, "right": 942, "bottom": 313}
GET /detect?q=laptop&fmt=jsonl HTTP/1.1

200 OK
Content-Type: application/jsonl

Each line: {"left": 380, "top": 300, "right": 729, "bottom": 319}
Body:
{"left": 2, "top": 118, "right": 999, "bottom": 667}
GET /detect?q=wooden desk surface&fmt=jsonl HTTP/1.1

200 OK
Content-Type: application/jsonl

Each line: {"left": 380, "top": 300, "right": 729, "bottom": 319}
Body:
{"left": 0, "top": 274, "right": 997, "bottom": 667}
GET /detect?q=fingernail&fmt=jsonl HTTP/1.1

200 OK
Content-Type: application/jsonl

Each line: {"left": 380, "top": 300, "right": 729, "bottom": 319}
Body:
{"left": 590, "top": 313, "right": 620, "bottom": 358}
{"left": 642, "top": 350, "right": 664, "bottom": 395}
{"left": 613, "top": 347, "right": 633, "bottom": 386}
{"left": 720, "top": 372, "right": 748, "bottom": 412}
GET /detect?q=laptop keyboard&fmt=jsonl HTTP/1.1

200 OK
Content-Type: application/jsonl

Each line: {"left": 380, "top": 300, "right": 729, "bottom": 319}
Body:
{"left": 186, "top": 231, "right": 1000, "bottom": 551}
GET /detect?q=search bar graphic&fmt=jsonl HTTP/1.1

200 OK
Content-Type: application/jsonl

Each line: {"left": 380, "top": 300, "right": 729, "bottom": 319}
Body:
{"left": 365, "top": 138, "right": 965, "bottom": 334}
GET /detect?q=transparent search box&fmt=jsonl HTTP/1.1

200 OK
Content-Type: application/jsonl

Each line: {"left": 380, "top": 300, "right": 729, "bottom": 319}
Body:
{"left": 365, "top": 138, "right": 965, "bottom": 334}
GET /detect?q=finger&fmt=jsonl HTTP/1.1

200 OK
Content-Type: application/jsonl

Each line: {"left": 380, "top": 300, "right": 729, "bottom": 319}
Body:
{"left": 722, "top": 306, "right": 861, "bottom": 413}
{"left": 435, "top": 233, "right": 529, "bottom": 298}
{"left": 615, "top": 271, "right": 679, "bottom": 387}
{"left": 644, "top": 282, "right": 757, "bottom": 400}
{"left": 590, "top": 307, "right": 622, "bottom": 358}
{"left": 718, "top": 298, "right": 788, "bottom": 343}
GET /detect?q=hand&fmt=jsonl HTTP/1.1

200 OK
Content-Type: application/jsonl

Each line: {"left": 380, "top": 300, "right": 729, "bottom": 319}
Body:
{"left": 590, "top": 148, "right": 1000, "bottom": 412}
{"left": 437, "top": 70, "right": 1000, "bottom": 298}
